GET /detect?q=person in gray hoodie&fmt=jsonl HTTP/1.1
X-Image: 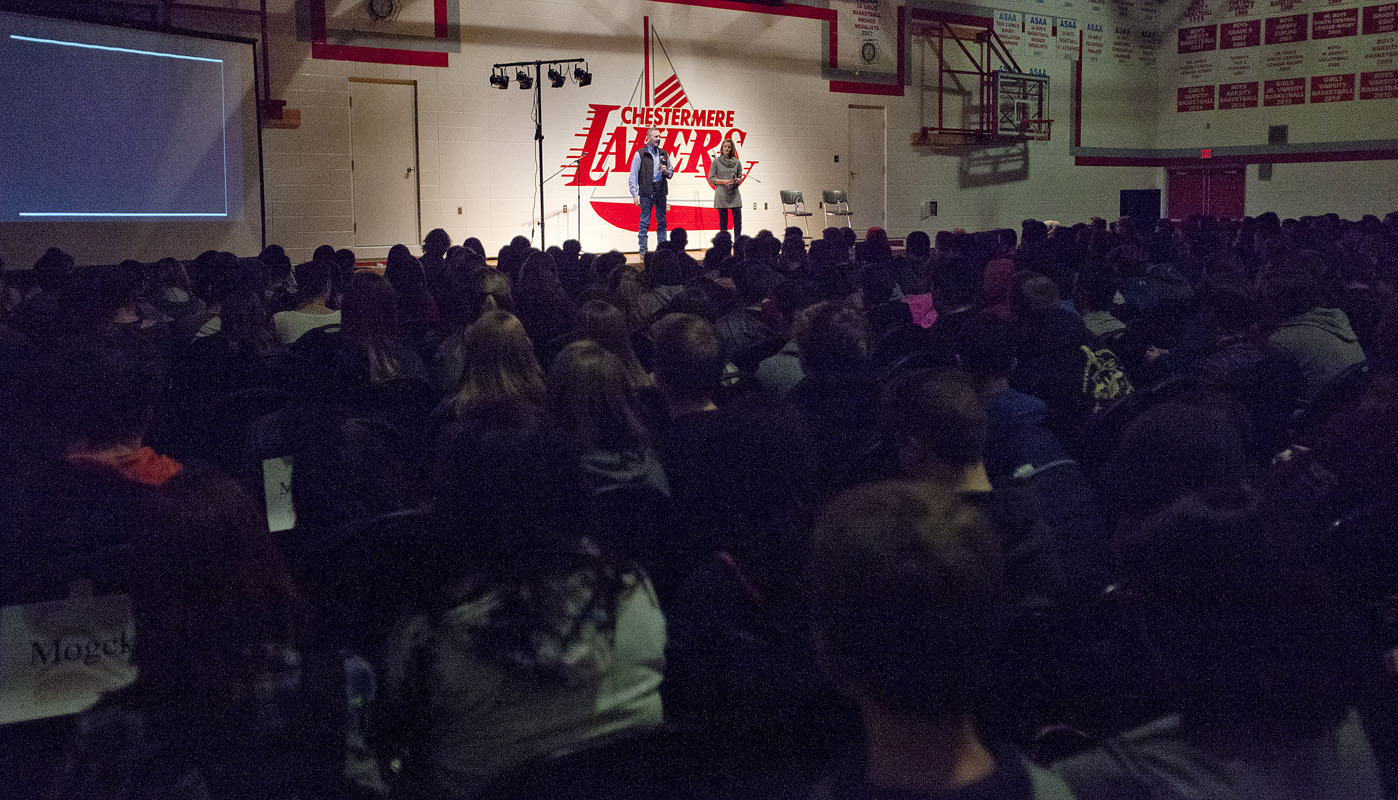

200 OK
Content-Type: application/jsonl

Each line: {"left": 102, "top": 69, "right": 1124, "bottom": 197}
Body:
{"left": 1260, "top": 254, "right": 1366, "bottom": 404}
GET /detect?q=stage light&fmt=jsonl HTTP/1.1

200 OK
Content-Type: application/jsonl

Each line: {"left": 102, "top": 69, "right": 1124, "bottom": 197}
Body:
{"left": 515, "top": 69, "right": 533, "bottom": 90}
{"left": 573, "top": 65, "right": 591, "bottom": 86}
{"left": 548, "top": 66, "right": 566, "bottom": 88}
{"left": 489, "top": 71, "right": 508, "bottom": 89}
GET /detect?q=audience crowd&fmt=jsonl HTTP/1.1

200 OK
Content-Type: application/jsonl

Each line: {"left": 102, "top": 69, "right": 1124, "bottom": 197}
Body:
{"left": 2, "top": 210, "right": 1397, "bottom": 799}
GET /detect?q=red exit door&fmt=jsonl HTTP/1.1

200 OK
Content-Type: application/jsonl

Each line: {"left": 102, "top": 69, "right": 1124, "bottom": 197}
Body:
{"left": 1167, "top": 167, "right": 1245, "bottom": 219}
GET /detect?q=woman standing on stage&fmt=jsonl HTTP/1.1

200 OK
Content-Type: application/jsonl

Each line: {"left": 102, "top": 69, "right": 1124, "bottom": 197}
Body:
{"left": 708, "top": 138, "right": 743, "bottom": 239}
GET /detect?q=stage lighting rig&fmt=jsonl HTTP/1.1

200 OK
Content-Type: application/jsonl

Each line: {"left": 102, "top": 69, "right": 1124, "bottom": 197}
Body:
{"left": 489, "top": 56, "right": 589, "bottom": 249}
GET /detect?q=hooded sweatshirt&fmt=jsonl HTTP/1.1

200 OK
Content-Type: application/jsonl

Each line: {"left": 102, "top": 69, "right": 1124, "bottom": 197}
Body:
{"left": 382, "top": 571, "right": 665, "bottom": 798}
{"left": 1268, "top": 307, "right": 1365, "bottom": 404}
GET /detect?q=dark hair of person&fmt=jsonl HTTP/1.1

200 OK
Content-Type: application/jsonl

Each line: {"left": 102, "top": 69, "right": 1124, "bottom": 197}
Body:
{"left": 958, "top": 313, "right": 1015, "bottom": 378}
{"left": 548, "top": 339, "right": 649, "bottom": 453}
{"left": 515, "top": 251, "right": 574, "bottom": 342}
{"left": 153, "top": 257, "right": 191, "bottom": 292}
{"left": 651, "top": 312, "right": 722, "bottom": 403}
{"left": 56, "top": 343, "right": 166, "bottom": 449}
{"left": 1258, "top": 252, "right": 1326, "bottom": 317}
{"left": 292, "top": 259, "right": 332, "bottom": 306}
{"left": 438, "top": 310, "right": 546, "bottom": 418}
{"left": 462, "top": 237, "right": 486, "bottom": 257}
{"left": 341, "top": 272, "right": 411, "bottom": 383}
{"left": 130, "top": 466, "right": 308, "bottom": 717}
{"left": 34, "top": 247, "right": 77, "bottom": 293}
{"left": 575, "top": 300, "right": 652, "bottom": 387}
{"left": 1077, "top": 264, "right": 1121, "bottom": 312}
{"left": 218, "top": 290, "right": 280, "bottom": 357}
{"left": 429, "top": 426, "right": 641, "bottom": 682}
{"left": 878, "top": 369, "right": 986, "bottom": 470}
{"left": 423, "top": 228, "right": 451, "bottom": 256}
{"left": 643, "top": 249, "right": 684, "bottom": 290}
{"left": 905, "top": 230, "right": 932, "bottom": 259}
{"left": 795, "top": 301, "right": 868, "bottom": 374}
{"left": 1118, "top": 486, "right": 1356, "bottom": 731}
{"left": 807, "top": 481, "right": 1004, "bottom": 721}
{"left": 933, "top": 253, "right": 983, "bottom": 311}
{"left": 313, "top": 244, "right": 336, "bottom": 263}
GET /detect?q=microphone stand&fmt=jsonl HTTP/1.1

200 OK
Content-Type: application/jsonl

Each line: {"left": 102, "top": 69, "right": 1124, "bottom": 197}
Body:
{"left": 543, "top": 156, "right": 584, "bottom": 248}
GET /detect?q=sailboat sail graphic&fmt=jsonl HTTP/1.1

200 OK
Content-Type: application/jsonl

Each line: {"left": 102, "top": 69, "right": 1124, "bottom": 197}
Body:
{"left": 565, "top": 17, "right": 756, "bottom": 233}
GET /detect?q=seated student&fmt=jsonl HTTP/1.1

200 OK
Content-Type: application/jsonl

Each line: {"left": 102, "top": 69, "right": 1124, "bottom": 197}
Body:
{"left": 434, "top": 265, "right": 516, "bottom": 391}
{"left": 381, "top": 429, "right": 664, "bottom": 799}
{"left": 807, "top": 481, "right": 1076, "bottom": 799}
{"left": 959, "top": 315, "right": 1111, "bottom": 595}
{"left": 38, "top": 467, "right": 379, "bottom": 800}
{"left": 637, "top": 249, "right": 686, "bottom": 322}
{"left": 1010, "top": 273, "right": 1132, "bottom": 449}
{"left": 877, "top": 369, "right": 1066, "bottom": 608}
{"left": 330, "top": 271, "right": 427, "bottom": 389}
{"left": 714, "top": 260, "right": 783, "bottom": 372}
{"left": 1259, "top": 254, "right": 1366, "bottom": 405}
{"left": 3, "top": 344, "right": 180, "bottom": 605}
{"left": 271, "top": 259, "right": 340, "bottom": 344}
{"left": 1053, "top": 486, "right": 1383, "bottom": 800}
{"left": 435, "top": 310, "right": 547, "bottom": 431}
{"left": 548, "top": 339, "right": 669, "bottom": 497}
{"left": 149, "top": 256, "right": 206, "bottom": 324}
{"left": 97, "top": 260, "right": 168, "bottom": 352}
{"left": 788, "top": 301, "right": 883, "bottom": 491}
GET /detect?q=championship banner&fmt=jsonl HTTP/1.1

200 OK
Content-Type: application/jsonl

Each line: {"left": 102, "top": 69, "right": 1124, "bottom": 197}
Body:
{"left": 1084, "top": 20, "right": 1107, "bottom": 61}
{"left": 1264, "top": 75, "right": 1309, "bottom": 102}
{"left": 1177, "top": 83, "right": 1218, "bottom": 109}
{"left": 1138, "top": 28, "right": 1162, "bottom": 64}
{"left": 1264, "top": 12, "right": 1311, "bottom": 80}
{"left": 1, "top": 594, "right": 137, "bottom": 725}
{"left": 995, "top": 9, "right": 1026, "bottom": 60}
{"left": 1359, "top": 2, "right": 1398, "bottom": 77}
{"left": 831, "top": 0, "right": 901, "bottom": 78}
{"left": 1219, "top": 79, "right": 1263, "bottom": 105}
{"left": 1359, "top": 67, "right": 1398, "bottom": 97}
{"left": 1026, "top": 14, "right": 1055, "bottom": 57}
{"left": 1113, "top": 23, "right": 1138, "bottom": 64}
{"left": 1310, "top": 70, "right": 1358, "bottom": 97}
{"left": 1226, "top": 0, "right": 1262, "bottom": 18}
{"left": 1312, "top": 7, "right": 1360, "bottom": 73}
{"left": 1267, "top": 0, "right": 1310, "bottom": 13}
{"left": 1058, "top": 17, "right": 1083, "bottom": 60}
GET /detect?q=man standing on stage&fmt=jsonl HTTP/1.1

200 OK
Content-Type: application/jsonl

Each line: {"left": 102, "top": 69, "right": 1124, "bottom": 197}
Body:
{"left": 629, "top": 127, "right": 674, "bottom": 258}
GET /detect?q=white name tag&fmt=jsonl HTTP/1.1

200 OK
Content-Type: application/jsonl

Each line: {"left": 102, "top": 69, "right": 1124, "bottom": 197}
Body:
{"left": 0, "top": 594, "right": 137, "bottom": 724}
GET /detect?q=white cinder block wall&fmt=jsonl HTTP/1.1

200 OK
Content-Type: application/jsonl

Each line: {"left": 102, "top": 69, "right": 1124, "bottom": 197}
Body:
{"left": 174, "top": 0, "right": 1396, "bottom": 263}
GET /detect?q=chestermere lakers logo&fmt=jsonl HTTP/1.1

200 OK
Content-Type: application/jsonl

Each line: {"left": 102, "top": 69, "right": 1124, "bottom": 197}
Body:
{"left": 563, "top": 18, "right": 756, "bottom": 232}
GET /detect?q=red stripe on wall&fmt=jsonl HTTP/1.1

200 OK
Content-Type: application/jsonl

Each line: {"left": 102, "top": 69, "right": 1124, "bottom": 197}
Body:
{"left": 435, "top": 0, "right": 449, "bottom": 39}
{"left": 644, "top": 16, "right": 652, "bottom": 106}
{"left": 311, "top": 42, "right": 449, "bottom": 67}
{"left": 1075, "top": 149, "right": 1398, "bottom": 167}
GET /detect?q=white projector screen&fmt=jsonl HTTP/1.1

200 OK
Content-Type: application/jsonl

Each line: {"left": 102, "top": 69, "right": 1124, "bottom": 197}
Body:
{"left": 0, "top": 12, "right": 263, "bottom": 268}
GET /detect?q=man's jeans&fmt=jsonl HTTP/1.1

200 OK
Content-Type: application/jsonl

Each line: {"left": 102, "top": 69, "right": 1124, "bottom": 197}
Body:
{"left": 638, "top": 193, "right": 668, "bottom": 256}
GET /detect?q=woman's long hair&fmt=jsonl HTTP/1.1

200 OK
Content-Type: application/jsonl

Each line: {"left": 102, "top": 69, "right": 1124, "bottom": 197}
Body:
{"left": 575, "top": 300, "right": 653, "bottom": 388}
{"left": 342, "top": 272, "right": 411, "bottom": 383}
{"left": 218, "top": 290, "right": 280, "bottom": 357}
{"left": 438, "top": 310, "right": 546, "bottom": 418}
{"left": 548, "top": 339, "right": 649, "bottom": 452}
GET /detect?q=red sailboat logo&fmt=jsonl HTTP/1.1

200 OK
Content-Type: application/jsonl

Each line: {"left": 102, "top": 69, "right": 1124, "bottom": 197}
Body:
{"left": 564, "top": 17, "right": 756, "bottom": 232}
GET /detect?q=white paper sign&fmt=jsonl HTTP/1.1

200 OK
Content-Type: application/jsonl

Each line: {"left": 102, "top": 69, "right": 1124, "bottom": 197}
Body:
{"left": 1, "top": 594, "right": 137, "bottom": 724}
{"left": 263, "top": 456, "right": 296, "bottom": 533}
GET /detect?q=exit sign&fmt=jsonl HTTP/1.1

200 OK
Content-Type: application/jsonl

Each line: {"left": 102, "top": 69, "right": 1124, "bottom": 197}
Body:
{"left": 1200, "top": 149, "right": 1213, "bottom": 158}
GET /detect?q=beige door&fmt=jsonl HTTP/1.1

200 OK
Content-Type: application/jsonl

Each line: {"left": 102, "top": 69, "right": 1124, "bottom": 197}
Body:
{"left": 847, "top": 105, "right": 887, "bottom": 229}
{"left": 349, "top": 79, "right": 420, "bottom": 248}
